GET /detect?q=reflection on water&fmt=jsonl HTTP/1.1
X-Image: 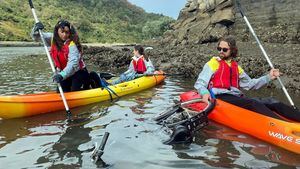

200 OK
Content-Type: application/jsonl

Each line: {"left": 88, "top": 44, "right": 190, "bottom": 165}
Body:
{"left": 36, "top": 119, "right": 92, "bottom": 168}
{"left": 0, "top": 47, "right": 300, "bottom": 168}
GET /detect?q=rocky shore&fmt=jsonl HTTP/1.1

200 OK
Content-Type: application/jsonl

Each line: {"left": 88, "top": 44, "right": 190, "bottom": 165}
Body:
{"left": 83, "top": 0, "right": 300, "bottom": 93}
{"left": 83, "top": 41, "right": 300, "bottom": 93}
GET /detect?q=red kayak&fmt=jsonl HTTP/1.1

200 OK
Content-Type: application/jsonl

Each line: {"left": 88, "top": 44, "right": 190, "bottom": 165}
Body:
{"left": 180, "top": 91, "right": 300, "bottom": 154}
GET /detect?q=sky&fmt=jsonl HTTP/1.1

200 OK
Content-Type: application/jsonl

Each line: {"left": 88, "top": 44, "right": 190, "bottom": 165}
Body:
{"left": 127, "top": 0, "right": 187, "bottom": 19}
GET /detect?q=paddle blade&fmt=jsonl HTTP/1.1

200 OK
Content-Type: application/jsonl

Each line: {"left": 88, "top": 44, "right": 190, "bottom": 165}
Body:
{"left": 29, "top": 0, "right": 34, "bottom": 8}
{"left": 99, "top": 72, "right": 116, "bottom": 80}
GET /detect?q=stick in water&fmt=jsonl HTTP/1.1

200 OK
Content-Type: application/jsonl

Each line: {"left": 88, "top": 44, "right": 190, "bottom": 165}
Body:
{"left": 91, "top": 132, "right": 110, "bottom": 162}
{"left": 28, "top": 0, "right": 71, "bottom": 116}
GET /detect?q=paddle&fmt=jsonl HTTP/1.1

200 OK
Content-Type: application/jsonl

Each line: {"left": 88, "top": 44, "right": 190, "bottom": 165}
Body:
{"left": 99, "top": 72, "right": 116, "bottom": 80}
{"left": 28, "top": 0, "right": 71, "bottom": 116}
{"left": 235, "top": 0, "right": 297, "bottom": 109}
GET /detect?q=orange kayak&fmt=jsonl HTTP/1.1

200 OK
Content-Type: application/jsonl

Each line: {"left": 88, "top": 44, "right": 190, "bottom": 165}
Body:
{"left": 0, "top": 71, "right": 165, "bottom": 119}
{"left": 180, "top": 91, "right": 300, "bottom": 154}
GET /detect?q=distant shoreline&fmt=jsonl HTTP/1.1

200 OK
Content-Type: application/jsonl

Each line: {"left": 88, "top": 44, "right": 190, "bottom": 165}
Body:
{"left": 0, "top": 41, "right": 136, "bottom": 47}
{"left": 0, "top": 41, "right": 41, "bottom": 47}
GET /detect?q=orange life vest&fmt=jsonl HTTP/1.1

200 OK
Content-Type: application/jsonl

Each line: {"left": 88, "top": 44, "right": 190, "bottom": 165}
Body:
{"left": 50, "top": 41, "right": 84, "bottom": 70}
{"left": 132, "top": 56, "right": 147, "bottom": 74}
{"left": 210, "top": 60, "right": 239, "bottom": 89}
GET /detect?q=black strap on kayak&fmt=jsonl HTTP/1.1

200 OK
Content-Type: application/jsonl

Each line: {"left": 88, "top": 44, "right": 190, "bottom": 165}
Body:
{"left": 105, "top": 86, "right": 119, "bottom": 101}
{"left": 99, "top": 78, "right": 119, "bottom": 101}
{"left": 90, "top": 71, "right": 119, "bottom": 102}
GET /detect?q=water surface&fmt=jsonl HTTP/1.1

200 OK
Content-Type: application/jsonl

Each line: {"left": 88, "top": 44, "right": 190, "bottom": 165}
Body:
{"left": 0, "top": 47, "right": 300, "bottom": 169}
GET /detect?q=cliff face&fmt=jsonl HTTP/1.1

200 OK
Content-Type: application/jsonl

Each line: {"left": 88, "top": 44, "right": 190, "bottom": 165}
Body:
{"left": 162, "top": 0, "right": 300, "bottom": 46}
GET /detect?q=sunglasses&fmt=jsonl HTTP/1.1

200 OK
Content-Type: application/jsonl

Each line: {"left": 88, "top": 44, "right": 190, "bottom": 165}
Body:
{"left": 217, "top": 47, "right": 229, "bottom": 52}
{"left": 58, "top": 20, "right": 70, "bottom": 27}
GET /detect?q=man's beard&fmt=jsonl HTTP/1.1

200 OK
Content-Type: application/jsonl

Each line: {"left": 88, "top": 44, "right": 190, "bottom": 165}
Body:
{"left": 219, "top": 54, "right": 231, "bottom": 60}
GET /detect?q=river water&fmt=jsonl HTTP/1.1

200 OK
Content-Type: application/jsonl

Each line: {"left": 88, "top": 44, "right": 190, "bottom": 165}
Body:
{"left": 0, "top": 47, "right": 300, "bottom": 169}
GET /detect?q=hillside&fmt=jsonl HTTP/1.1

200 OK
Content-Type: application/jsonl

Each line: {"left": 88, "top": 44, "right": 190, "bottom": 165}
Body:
{"left": 0, "top": 0, "right": 174, "bottom": 43}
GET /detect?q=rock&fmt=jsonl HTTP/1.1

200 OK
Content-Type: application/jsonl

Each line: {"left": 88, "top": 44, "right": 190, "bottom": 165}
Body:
{"left": 165, "top": 0, "right": 300, "bottom": 45}
{"left": 210, "top": 8, "right": 234, "bottom": 26}
{"left": 83, "top": 45, "right": 132, "bottom": 72}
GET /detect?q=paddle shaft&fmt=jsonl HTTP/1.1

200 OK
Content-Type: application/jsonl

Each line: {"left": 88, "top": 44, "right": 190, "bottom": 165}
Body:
{"left": 28, "top": 0, "right": 71, "bottom": 115}
{"left": 236, "top": 0, "right": 296, "bottom": 108}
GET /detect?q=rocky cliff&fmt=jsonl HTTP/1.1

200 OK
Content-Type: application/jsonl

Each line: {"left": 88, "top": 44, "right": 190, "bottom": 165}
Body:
{"left": 162, "top": 0, "right": 300, "bottom": 46}
{"left": 149, "top": 0, "right": 300, "bottom": 93}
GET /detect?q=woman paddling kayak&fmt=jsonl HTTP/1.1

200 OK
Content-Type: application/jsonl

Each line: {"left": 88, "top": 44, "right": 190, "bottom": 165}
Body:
{"left": 194, "top": 35, "right": 300, "bottom": 121}
{"left": 31, "top": 20, "right": 90, "bottom": 92}
{"left": 112, "top": 45, "right": 155, "bottom": 85}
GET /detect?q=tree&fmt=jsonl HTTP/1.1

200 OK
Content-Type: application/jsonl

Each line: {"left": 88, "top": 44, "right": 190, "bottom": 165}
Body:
{"left": 142, "top": 17, "right": 174, "bottom": 39}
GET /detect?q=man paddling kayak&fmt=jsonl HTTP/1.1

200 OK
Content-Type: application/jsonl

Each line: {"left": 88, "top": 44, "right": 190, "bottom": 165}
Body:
{"left": 194, "top": 36, "right": 300, "bottom": 121}
{"left": 31, "top": 20, "right": 90, "bottom": 92}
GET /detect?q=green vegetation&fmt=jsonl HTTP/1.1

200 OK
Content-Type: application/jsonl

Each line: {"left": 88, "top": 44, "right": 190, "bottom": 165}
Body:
{"left": 0, "top": 0, "right": 174, "bottom": 43}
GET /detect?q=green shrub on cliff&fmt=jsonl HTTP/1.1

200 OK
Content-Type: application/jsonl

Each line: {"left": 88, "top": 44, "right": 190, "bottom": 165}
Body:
{"left": 0, "top": 0, "right": 174, "bottom": 43}
{"left": 142, "top": 17, "right": 174, "bottom": 39}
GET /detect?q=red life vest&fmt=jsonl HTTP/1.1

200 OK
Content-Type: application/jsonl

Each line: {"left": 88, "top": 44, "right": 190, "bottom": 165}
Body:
{"left": 50, "top": 41, "right": 85, "bottom": 70}
{"left": 210, "top": 60, "right": 239, "bottom": 89}
{"left": 132, "top": 56, "right": 147, "bottom": 74}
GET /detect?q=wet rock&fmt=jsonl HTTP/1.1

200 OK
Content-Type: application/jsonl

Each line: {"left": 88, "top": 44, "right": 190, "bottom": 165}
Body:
{"left": 83, "top": 42, "right": 300, "bottom": 93}
{"left": 83, "top": 46, "right": 132, "bottom": 72}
